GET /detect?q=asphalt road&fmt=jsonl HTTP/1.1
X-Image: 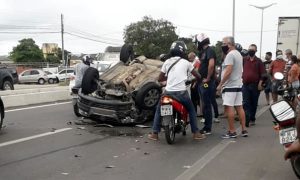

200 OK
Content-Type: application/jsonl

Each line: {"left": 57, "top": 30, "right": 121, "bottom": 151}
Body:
{"left": 0, "top": 97, "right": 298, "bottom": 180}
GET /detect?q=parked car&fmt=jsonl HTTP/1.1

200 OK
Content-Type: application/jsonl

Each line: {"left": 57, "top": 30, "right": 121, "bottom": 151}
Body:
{"left": 56, "top": 69, "right": 74, "bottom": 82}
{"left": 44, "top": 71, "right": 59, "bottom": 84}
{"left": 76, "top": 44, "right": 163, "bottom": 124}
{"left": 18, "top": 69, "right": 48, "bottom": 84}
{"left": 0, "top": 97, "right": 4, "bottom": 130}
{"left": 0, "top": 66, "right": 17, "bottom": 90}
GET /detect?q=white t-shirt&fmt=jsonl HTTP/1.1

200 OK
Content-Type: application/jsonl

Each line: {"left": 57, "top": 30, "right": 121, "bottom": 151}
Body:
{"left": 161, "top": 57, "right": 194, "bottom": 91}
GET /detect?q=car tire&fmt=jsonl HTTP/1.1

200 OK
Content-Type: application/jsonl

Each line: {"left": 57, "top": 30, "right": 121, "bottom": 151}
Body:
{"left": 38, "top": 78, "right": 45, "bottom": 85}
{"left": 0, "top": 98, "right": 4, "bottom": 130}
{"left": 135, "top": 82, "right": 161, "bottom": 110}
{"left": 120, "top": 44, "right": 134, "bottom": 64}
{"left": 81, "top": 67, "right": 99, "bottom": 95}
{"left": 2, "top": 80, "right": 14, "bottom": 90}
{"left": 48, "top": 78, "right": 54, "bottom": 84}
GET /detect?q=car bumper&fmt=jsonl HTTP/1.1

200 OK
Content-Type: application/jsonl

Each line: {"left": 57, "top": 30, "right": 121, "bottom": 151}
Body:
{"left": 77, "top": 91, "right": 133, "bottom": 122}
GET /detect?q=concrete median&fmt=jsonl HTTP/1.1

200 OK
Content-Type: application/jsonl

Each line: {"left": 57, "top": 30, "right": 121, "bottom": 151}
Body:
{"left": 0, "top": 86, "right": 71, "bottom": 108}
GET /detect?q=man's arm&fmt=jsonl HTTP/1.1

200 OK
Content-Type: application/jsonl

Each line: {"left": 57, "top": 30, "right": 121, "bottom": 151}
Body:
{"left": 219, "top": 65, "right": 233, "bottom": 87}
{"left": 158, "top": 72, "right": 167, "bottom": 82}
{"left": 204, "top": 58, "right": 215, "bottom": 82}
{"left": 191, "top": 68, "right": 202, "bottom": 81}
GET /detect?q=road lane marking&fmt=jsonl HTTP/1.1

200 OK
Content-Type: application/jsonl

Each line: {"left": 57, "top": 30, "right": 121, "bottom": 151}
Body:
{"left": 5, "top": 102, "right": 71, "bottom": 113}
{"left": 175, "top": 105, "right": 269, "bottom": 180}
{"left": 0, "top": 128, "right": 72, "bottom": 148}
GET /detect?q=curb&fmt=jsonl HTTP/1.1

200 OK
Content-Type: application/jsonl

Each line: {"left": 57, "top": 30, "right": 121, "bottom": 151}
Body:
{"left": 1, "top": 87, "right": 71, "bottom": 108}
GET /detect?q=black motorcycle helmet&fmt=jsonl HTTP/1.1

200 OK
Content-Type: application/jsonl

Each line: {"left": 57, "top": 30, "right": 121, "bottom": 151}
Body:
{"left": 235, "top": 43, "right": 243, "bottom": 53}
{"left": 169, "top": 41, "right": 187, "bottom": 59}
{"left": 82, "top": 55, "right": 93, "bottom": 66}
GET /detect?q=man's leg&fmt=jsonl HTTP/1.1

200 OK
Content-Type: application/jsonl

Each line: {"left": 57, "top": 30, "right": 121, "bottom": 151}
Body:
{"left": 152, "top": 104, "right": 161, "bottom": 133}
{"left": 199, "top": 82, "right": 213, "bottom": 132}
{"left": 211, "top": 82, "right": 219, "bottom": 120}
{"left": 250, "top": 87, "right": 261, "bottom": 123}
{"left": 242, "top": 85, "right": 251, "bottom": 127}
{"left": 225, "top": 105, "right": 235, "bottom": 133}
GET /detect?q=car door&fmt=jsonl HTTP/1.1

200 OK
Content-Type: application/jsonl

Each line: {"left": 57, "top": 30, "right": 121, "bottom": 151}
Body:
{"left": 67, "top": 69, "right": 74, "bottom": 79}
{"left": 29, "top": 70, "right": 40, "bottom": 83}
{"left": 20, "top": 70, "right": 31, "bottom": 83}
{"left": 58, "top": 70, "right": 66, "bottom": 81}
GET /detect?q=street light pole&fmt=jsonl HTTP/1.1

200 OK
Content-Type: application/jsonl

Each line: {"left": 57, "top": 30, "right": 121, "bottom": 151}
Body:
{"left": 232, "top": 0, "right": 235, "bottom": 38}
{"left": 249, "top": 3, "right": 276, "bottom": 58}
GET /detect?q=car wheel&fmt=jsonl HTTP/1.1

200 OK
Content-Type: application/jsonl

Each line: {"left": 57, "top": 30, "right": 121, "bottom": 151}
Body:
{"left": 81, "top": 67, "right": 99, "bottom": 95}
{"left": 2, "top": 80, "right": 14, "bottom": 90}
{"left": 38, "top": 78, "right": 45, "bottom": 85}
{"left": 135, "top": 82, "right": 161, "bottom": 110}
{"left": 120, "top": 44, "right": 134, "bottom": 64}
{"left": 48, "top": 78, "right": 54, "bottom": 84}
{"left": 0, "top": 98, "right": 4, "bottom": 130}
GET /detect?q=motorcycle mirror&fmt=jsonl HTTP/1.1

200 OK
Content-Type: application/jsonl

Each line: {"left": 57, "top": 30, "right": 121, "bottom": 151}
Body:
{"left": 274, "top": 72, "right": 284, "bottom": 80}
{"left": 270, "top": 100, "right": 295, "bottom": 122}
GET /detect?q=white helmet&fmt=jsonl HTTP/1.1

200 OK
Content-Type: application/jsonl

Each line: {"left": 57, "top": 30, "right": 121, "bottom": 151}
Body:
{"left": 193, "top": 33, "right": 210, "bottom": 50}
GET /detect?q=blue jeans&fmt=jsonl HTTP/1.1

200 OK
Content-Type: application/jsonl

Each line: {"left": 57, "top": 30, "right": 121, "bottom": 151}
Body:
{"left": 199, "top": 80, "right": 215, "bottom": 131}
{"left": 152, "top": 90, "right": 199, "bottom": 133}
{"left": 242, "top": 83, "right": 260, "bottom": 124}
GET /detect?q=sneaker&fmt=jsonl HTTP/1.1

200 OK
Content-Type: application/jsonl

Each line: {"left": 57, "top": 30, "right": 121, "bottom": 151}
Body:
{"left": 241, "top": 130, "right": 248, "bottom": 137}
{"left": 213, "top": 118, "right": 220, "bottom": 123}
{"left": 250, "top": 121, "right": 256, "bottom": 126}
{"left": 221, "top": 131, "right": 237, "bottom": 139}
{"left": 200, "top": 118, "right": 205, "bottom": 123}
{"left": 200, "top": 129, "right": 212, "bottom": 135}
{"left": 193, "top": 132, "right": 206, "bottom": 140}
{"left": 148, "top": 133, "right": 158, "bottom": 141}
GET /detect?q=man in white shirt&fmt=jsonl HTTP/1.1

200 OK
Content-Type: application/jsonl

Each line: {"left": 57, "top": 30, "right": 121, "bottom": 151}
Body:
{"left": 148, "top": 41, "right": 205, "bottom": 141}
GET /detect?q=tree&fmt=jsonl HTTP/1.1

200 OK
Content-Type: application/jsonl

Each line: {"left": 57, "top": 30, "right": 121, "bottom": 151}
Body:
{"left": 45, "top": 54, "right": 60, "bottom": 63}
{"left": 178, "top": 37, "right": 198, "bottom": 54}
{"left": 211, "top": 41, "right": 223, "bottom": 66}
{"left": 10, "top": 38, "right": 44, "bottom": 63}
{"left": 124, "top": 16, "right": 178, "bottom": 59}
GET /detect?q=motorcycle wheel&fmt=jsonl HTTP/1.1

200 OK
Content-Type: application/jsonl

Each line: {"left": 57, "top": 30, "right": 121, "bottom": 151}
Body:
{"left": 163, "top": 115, "right": 175, "bottom": 144}
{"left": 291, "top": 154, "right": 300, "bottom": 179}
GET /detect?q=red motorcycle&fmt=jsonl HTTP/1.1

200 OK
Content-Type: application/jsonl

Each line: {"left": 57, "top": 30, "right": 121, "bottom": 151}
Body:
{"left": 160, "top": 93, "right": 190, "bottom": 144}
{"left": 270, "top": 72, "right": 300, "bottom": 178}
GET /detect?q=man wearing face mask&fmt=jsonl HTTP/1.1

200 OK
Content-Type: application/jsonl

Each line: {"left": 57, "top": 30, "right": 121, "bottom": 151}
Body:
{"left": 269, "top": 50, "right": 286, "bottom": 102}
{"left": 217, "top": 36, "right": 248, "bottom": 138}
{"left": 242, "top": 44, "right": 266, "bottom": 127}
{"left": 263, "top": 52, "right": 273, "bottom": 105}
{"left": 193, "top": 33, "right": 216, "bottom": 135}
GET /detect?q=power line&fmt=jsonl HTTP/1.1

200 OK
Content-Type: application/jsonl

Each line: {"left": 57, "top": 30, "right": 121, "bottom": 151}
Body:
{"left": 65, "top": 32, "right": 122, "bottom": 45}
{"left": 177, "top": 25, "right": 276, "bottom": 33}
{"left": 0, "top": 31, "right": 60, "bottom": 34}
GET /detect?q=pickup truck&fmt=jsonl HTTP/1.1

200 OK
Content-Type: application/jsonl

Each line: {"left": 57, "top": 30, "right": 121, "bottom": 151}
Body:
{"left": 0, "top": 66, "right": 18, "bottom": 90}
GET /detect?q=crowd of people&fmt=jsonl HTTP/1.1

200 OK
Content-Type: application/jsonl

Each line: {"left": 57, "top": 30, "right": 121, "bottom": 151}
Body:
{"left": 148, "top": 33, "right": 300, "bottom": 142}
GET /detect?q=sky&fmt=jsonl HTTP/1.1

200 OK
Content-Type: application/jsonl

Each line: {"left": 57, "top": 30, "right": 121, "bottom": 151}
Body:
{"left": 0, "top": 0, "right": 300, "bottom": 58}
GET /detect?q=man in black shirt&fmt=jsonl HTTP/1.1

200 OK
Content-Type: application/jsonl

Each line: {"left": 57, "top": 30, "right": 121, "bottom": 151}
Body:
{"left": 263, "top": 52, "right": 272, "bottom": 105}
{"left": 193, "top": 33, "right": 216, "bottom": 135}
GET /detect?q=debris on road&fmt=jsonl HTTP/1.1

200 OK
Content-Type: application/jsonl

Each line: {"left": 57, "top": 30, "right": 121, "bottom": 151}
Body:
{"left": 77, "top": 127, "right": 86, "bottom": 130}
{"left": 144, "top": 141, "right": 149, "bottom": 144}
{"left": 139, "top": 135, "right": 144, "bottom": 138}
{"left": 135, "top": 125, "right": 151, "bottom": 128}
{"left": 94, "top": 124, "right": 114, "bottom": 128}
{"left": 183, "top": 165, "right": 192, "bottom": 169}
{"left": 113, "top": 156, "right": 119, "bottom": 158}
{"left": 61, "top": 172, "right": 69, "bottom": 175}
{"left": 74, "top": 154, "right": 81, "bottom": 158}
{"left": 144, "top": 152, "right": 150, "bottom": 155}
{"left": 51, "top": 128, "right": 57, "bottom": 132}
{"left": 105, "top": 165, "right": 116, "bottom": 168}
{"left": 135, "top": 140, "right": 140, "bottom": 142}
{"left": 130, "top": 147, "right": 141, "bottom": 151}
{"left": 75, "top": 133, "right": 82, "bottom": 135}
{"left": 67, "top": 121, "right": 72, "bottom": 125}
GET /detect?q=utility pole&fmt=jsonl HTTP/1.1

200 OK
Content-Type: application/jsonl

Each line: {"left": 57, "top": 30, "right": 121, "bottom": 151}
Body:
{"left": 232, "top": 0, "right": 235, "bottom": 38}
{"left": 61, "top": 14, "right": 68, "bottom": 83}
{"left": 61, "top": 14, "right": 65, "bottom": 66}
